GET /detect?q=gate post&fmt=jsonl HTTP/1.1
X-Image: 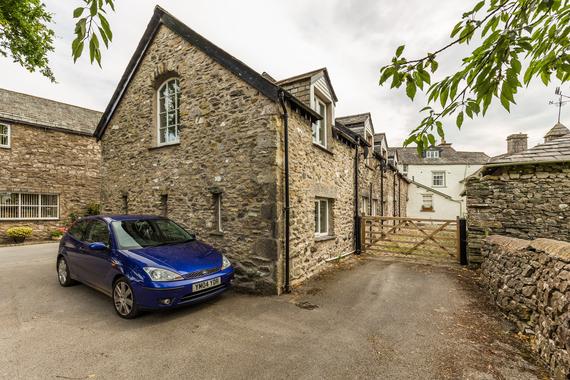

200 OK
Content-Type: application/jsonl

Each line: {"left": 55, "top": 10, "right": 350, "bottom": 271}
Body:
{"left": 355, "top": 215, "right": 362, "bottom": 255}
{"left": 458, "top": 218, "right": 468, "bottom": 265}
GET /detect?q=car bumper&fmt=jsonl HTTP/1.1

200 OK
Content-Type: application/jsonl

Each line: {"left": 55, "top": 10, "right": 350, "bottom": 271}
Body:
{"left": 132, "top": 267, "right": 234, "bottom": 309}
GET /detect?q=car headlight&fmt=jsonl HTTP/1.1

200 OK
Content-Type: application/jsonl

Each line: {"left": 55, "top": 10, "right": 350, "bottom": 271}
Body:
{"left": 221, "top": 255, "right": 232, "bottom": 270}
{"left": 143, "top": 267, "right": 183, "bottom": 282}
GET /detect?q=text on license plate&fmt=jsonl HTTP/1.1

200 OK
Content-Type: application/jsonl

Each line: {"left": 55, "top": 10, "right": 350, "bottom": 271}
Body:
{"left": 192, "top": 277, "right": 221, "bottom": 292}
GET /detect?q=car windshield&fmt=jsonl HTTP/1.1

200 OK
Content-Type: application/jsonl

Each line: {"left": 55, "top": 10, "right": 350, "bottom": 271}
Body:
{"left": 111, "top": 219, "right": 195, "bottom": 249}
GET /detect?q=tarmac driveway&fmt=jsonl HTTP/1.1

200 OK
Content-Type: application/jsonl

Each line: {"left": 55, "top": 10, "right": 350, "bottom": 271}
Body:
{"left": 0, "top": 243, "right": 549, "bottom": 379}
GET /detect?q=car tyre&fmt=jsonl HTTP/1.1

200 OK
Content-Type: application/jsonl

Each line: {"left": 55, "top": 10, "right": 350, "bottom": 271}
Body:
{"left": 57, "top": 256, "right": 76, "bottom": 287}
{"left": 112, "top": 278, "right": 139, "bottom": 319}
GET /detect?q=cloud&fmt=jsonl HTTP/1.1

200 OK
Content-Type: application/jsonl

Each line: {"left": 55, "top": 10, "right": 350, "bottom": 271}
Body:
{"left": 0, "top": 0, "right": 563, "bottom": 157}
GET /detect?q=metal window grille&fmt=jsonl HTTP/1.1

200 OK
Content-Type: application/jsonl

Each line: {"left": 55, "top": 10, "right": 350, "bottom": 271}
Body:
{"left": 0, "top": 192, "right": 59, "bottom": 220}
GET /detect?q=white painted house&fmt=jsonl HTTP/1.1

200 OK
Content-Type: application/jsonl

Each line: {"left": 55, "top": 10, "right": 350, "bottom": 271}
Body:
{"left": 393, "top": 142, "right": 489, "bottom": 219}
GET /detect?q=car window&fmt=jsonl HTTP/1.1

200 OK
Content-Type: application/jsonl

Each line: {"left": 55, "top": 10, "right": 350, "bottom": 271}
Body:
{"left": 85, "top": 221, "right": 110, "bottom": 245}
{"left": 68, "top": 221, "right": 88, "bottom": 241}
{"left": 111, "top": 219, "right": 194, "bottom": 249}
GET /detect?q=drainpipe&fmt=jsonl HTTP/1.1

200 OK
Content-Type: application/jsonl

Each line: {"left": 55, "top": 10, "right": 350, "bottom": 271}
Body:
{"left": 354, "top": 136, "right": 361, "bottom": 255}
{"left": 393, "top": 171, "right": 397, "bottom": 217}
{"left": 380, "top": 159, "right": 384, "bottom": 216}
{"left": 278, "top": 90, "right": 290, "bottom": 293}
{"left": 397, "top": 175, "right": 401, "bottom": 217}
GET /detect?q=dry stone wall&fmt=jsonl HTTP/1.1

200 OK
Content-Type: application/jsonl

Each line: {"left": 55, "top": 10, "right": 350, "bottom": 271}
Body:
{"left": 481, "top": 235, "right": 570, "bottom": 378}
{"left": 466, "top": 163, "right": 570, "bottom": 264}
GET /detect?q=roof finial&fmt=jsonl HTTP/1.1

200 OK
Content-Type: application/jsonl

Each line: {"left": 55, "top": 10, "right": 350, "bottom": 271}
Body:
{"left": 549, "top": 87, "right": 569, "bottom": 124}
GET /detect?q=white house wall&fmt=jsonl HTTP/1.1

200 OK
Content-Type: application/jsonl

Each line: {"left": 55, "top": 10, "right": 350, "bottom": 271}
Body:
{"left": 401, "top": 163, "right": 483, "bottom": 219}
{"left": 406, "top": 182, "right": 461, "bottom": 219}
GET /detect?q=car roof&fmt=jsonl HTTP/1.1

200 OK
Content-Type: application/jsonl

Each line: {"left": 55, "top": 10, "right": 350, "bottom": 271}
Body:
{"left": 78, "top": 215, "right": 168, "bottom": 223}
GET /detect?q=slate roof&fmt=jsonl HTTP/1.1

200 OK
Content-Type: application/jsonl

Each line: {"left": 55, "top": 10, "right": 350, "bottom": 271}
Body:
{"left": 277, "top": 68, "right": 338, "bottom": 102}
{"left": 336, "top": 113, "right": 370, "bottom": 127}
{"left": 95, "top": 6, "right": 320, "bottom": 139}
{"left": 395, "top": 144, "right": 490, "bottom": 165}
{"left": 488, "top": 133, "right": 570, "bottom": 166}
{"left": 373, "top": 133, "right": 386, "bottom": 145}
{"left": 0, "top": 88, "right": 102, "bottom": 135}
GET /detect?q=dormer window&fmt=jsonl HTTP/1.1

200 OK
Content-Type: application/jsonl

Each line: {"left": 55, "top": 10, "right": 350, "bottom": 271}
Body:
{"left": 0, "top": 124, "right": 10, "bottom": 148}
{"left": 426, "top": 150, "right": 440, "bottom": 158}
{"left": 313, "top": 96, "right": 327, "bottom": 147}
{"left": 157, "top": 78, "right": 181, "bottom": 145}
{"left": 365, "top": 131, "right": 373, "bottom": 166}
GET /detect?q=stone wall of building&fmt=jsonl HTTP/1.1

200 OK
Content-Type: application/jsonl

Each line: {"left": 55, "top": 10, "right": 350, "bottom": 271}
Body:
{"left": 100, "top": 25, "right": 282, "bottom": 294}
{"left": 481, "top": 235, "right": 570, "bottom": 378}
{"left": 285, "top": 111, "right": 356, "bottom": 286}
{"left": 466, "top": 163, "right": 570, "bottom": 264}
{"left": 0, "top": 123, "right": 101, "bottom": 241}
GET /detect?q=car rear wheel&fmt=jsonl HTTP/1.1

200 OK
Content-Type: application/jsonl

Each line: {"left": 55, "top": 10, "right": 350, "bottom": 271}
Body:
{"left": 57, "top": 256, "right": 75, "bottom": 287}
{"left": 113, "top": 278, "right": 139, "bottom": 319}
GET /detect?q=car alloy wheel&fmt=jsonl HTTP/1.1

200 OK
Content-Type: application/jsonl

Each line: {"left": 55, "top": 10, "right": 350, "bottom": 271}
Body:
{"left": 57, "top": 257, "right": 74, "bottom": 287}
{"left": 113, "top": 279, "right": 138, "bottom": 318}
{"left": 58, "top": 259, "right": 67, "bottom": 284}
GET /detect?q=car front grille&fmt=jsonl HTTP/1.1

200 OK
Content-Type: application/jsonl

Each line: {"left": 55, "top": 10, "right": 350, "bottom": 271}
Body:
{"left": 183, "top": 267, "right": 221, "bottom": 280}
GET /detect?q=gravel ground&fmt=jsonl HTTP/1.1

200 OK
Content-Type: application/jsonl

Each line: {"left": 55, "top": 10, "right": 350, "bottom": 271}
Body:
{"left": 0, "top": 243, "right": 550, "bottom": 379}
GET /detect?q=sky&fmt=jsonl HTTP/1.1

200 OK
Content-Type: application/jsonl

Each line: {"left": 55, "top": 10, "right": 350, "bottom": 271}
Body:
{"left": 0, "top": 0, "right": 566, "bottom": 156}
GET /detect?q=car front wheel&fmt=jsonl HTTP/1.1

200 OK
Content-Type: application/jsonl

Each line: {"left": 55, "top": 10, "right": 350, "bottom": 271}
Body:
{"left": 113, "top": 278, "right": 139, "bottom": 319}
{"left": 57, "top": 256, "right": 75, "bottom": 287}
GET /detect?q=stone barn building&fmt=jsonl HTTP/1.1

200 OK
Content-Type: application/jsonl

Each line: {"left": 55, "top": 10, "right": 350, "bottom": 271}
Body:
{"left": 0, "top": 89, "right": 102, "bottom": 241}
{"left": 94, "top": 6, "right": 408, "bottom": 294}
{"left": 465, "top": 122, "right": 570, "bottom": 264}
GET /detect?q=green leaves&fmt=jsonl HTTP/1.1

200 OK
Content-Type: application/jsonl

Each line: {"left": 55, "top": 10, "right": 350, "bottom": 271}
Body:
{"left": 378, "top": 0, "right": 570, "bottom": 154}
{"left": 71, "top": 0, "right": 115, "bottom": 65}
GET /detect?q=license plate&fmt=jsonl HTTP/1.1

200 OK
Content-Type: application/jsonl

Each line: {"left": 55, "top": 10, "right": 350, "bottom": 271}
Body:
{"left": 192, "top": 277, "right": 221, "bottom": 292}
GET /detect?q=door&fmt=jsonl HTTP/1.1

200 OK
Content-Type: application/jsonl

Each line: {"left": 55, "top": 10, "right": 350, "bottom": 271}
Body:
{"left": 64, "top": 220, "right": 90, "bottom": 281}
{"left": 82, "top": 220, "right": 114, "bottom": 292}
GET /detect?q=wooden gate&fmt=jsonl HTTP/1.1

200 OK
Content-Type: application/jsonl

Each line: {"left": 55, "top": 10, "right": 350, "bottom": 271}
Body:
{"left": 361, "top": 216, "right": 460, "bottom": 262}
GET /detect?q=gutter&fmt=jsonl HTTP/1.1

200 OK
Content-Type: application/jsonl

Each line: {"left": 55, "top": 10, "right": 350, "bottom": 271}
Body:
{"left": 278, "top": 90, "right": 291, "bottom": 293}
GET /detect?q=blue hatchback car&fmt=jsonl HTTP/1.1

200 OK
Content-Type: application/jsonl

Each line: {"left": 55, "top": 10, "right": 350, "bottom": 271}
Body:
{"left": 56, "top": 215, "right": 234, "bottom": 318}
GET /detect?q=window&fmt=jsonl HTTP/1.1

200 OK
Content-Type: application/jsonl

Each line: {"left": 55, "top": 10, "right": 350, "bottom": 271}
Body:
{"left": 122, "top": 193, "right": 129, "bottom": 214}
{"left": 68, "top": 220, "right": 88, "bottom": 241}
{"left": 371, "top": 199, "right": 378, "bottom": 216}
{"left": 426, "top": 150, "right": 440, "bottom": 158}
{"left": 432, "top": 171, "right": 446, "bottom": 187}
{"left": 365, "top": 132, "right": 373, "bottom": 166}
{"left": 0, "top": 193, "right": 58, "bottom": 220}
{"left": 157, "top": 78, "right": 181, "bottom": 145}
{"left": 422, "top": 194, "right": 433, "bottom": 211}
{"left": 160, "top": 194, "right": 168, "bottom": 217}
{"left": 313, "top": 97, "right": 327, "bottom": 147}
{"left": 0, "top": 124, "right": 10, "bottom": 148}
{"left": 214, "top": 193, "right": 223, "bottom": 233}
{"left": 314, "top": 198, "right": 330, "bottom": 236}
{"left": 361, "top": 196, "right": 369, "bottom": 216}
{"left": 85, "top": 221, "right": 110, "bottom": 245}
{"left": 402, "top": 164, "right": 408, "bottom": 177}
{"left": 111, "top": 219, "right": 194, "bottom": 249}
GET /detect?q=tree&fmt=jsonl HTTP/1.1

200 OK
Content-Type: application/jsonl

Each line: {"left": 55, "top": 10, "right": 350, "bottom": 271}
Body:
{"left": 0, "top": 0, "right": 115, "bottom": 82}
{"left": 379, "top": 0, "right": 569, "bottom": 153}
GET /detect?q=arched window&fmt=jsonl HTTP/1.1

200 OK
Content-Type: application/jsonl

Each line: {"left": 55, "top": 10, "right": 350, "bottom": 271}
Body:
{"left": 157, "top": 78, "right": 180, "bottom": 145}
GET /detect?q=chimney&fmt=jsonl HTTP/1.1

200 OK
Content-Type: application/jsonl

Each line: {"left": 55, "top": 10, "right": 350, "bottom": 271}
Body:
{"left": 506, "top": 133, "right": 528, "bottom": 155}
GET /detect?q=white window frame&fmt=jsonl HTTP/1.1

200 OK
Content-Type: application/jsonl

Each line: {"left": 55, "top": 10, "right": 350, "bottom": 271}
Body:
{"left": 157, "top": 78, "right": 181, "bottom": 146}
{"left": 215, "top": 193, "right": 223, "bottom": 233}
{"left": 0, "top": 124, "right": 10, "bottom": 148}
{"left": 432, "top": 171, "right": 446, "bottom": 187}
{"left": 0, "top": 192, "right": 59, "bottom": 220}
{"left": 402, "top": 164, "right": 408, "bottom": 176}
{"left": 314, "top": 198, "right": 330, "bottom": 237}
{"left": 361, "top": 196, "right": 369, "bottom": 216}
{"left": 422, "top": 193, "right": 433, "bottom": 210}
{"left": 371, "top": 199, "right": 378, "bottom": 216}
{"left": 313, "top": 97, "right": 327, "bottom": 148}
{"left": 426, "top": 150, "right": 440, "bottom": 158}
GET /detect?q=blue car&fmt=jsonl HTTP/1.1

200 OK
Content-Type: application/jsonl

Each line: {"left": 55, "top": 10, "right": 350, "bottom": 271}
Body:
{"left": 56, "top": 215, "right": 234, "bottom": 318}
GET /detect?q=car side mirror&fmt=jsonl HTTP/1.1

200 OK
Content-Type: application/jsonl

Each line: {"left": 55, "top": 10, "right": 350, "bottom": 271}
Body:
{"left": 89, "top": 242, "right": 109, "bottom": 251}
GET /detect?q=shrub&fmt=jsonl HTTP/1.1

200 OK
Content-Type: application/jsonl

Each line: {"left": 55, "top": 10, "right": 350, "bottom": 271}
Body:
{"left": 50, "top": 227, "right": 66, "bottom": 238}
{"left": 6, "top": 226, "right": 33, "bottom": 243}
{"left": 85, "top": 203, "right": 100, "bottom": 216}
